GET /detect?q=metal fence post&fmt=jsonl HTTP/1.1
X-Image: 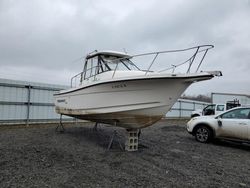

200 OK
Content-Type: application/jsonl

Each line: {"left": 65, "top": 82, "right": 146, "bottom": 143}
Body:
{"left": 179, "top": 100, "right": 182, "bottom": 118}
{"left": 26, "top": 85, "right": 31, "bottom": 126}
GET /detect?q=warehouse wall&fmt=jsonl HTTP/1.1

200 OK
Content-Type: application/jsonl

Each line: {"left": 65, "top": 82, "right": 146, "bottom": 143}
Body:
{"left": 0, "top": 78, "right": 70, "bottom": 124}
{"left": 166, "top": 99, "right": 210, "bottom": 118}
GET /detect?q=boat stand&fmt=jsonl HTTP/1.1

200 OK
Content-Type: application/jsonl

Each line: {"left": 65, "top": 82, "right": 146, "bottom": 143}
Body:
{"left": 107, "top": 130, "right": 124, "bottom": 151}
{"left": 138, "top": 129, "right": 141, "bottom": 139}
{"left": 55, "top": 114, "right": 65, "bottom": 133}
{"left": 93, "top": 122, "right": 99, "bottom": 132}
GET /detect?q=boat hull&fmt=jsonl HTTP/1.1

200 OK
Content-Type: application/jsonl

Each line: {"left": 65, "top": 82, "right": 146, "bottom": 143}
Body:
{"left": 54, "top": 75, "right": 212, "bottom": 129}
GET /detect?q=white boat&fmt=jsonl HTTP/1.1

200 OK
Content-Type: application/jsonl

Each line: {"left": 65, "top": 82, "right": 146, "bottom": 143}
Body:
{"left": 54, "top": 45, "right": 222, "bottom": 129}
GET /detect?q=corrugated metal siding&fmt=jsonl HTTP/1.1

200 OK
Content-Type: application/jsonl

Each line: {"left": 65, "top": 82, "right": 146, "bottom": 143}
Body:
{"left": 0, "top": 78, "right": 70, "bottom": 124}
{"left": 166, "top": 99, "right": 210, "bottom": 118}
{"left": 0, "top": 105, "right": 27, "bottom": 120}
{"left": 0, "top": 86, "right": 27, "bottom": 102}
{"left": 30, "top": 89, "right": 54, "bottom": 103}
{"left": 29, "top": 106, "right": 57, "bottom": 119}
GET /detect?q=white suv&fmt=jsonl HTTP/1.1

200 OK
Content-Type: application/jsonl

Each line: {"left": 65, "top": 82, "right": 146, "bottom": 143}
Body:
{"left": 187, "top": 107, "right": 250, "bottom": 143}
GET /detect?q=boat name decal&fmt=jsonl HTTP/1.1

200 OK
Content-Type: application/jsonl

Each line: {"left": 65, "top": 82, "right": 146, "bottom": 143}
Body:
{"left": 112, "top": 84, "right": 127, "bottom": 89}
{"left": 57, "top": 99, "right": 66, "bottom": 103}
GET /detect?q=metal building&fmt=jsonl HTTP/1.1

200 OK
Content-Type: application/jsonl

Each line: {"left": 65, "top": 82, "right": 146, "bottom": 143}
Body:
{"left": 166, "top": 99, "right": 210, "bottom": 118}
{"left": 0, "top": 78, "right": 70, "bottom": 125}
{"left": 212, "top": 92, "right": 250, "bottom": 106}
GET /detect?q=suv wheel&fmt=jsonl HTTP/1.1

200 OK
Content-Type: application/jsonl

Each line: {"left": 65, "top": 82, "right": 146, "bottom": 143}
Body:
{"left": 195, "top": 126, "right": 212, "bottom": 143}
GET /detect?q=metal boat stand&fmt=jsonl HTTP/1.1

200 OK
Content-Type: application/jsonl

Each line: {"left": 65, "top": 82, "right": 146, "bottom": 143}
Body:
{"left": 107, "top": 121, "right": 124, "bottom": 151}
{"left": 138, "top": 129, "right": 141, "bottom": 139}
{"left": 107, "top": 130, "right": 124, "bottom": 151}
{"left": 93, "top": 122, "right": 99, "bottom": 132}
{"left": 55, "top": 114, "right": 65, "bottom": 133}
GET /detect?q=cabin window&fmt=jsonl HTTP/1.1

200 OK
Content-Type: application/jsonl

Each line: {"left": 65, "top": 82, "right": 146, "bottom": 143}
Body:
{"left": 83, "top": 56, "right": 111, "bottom": 80}
{"left": 82, "top": 54, "right": 140, "bottom": 81}
{"left": 84, "top": 57, "right": 98, "bottom": 79}
{"left": 122, "top": 59, "right": 140, "bottom": 71}
{"left": 103, "top": 57, "right": 140, "bottom": 71}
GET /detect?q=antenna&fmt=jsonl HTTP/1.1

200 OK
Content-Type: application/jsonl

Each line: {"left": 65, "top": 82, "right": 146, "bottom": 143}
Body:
{"left": 123, "top": 48, "right": 127, "bottom": 54}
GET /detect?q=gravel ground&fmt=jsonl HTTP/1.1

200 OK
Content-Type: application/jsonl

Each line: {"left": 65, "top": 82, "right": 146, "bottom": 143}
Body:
{"left": 0, "top": 119, "right": 250, "bottom": 188}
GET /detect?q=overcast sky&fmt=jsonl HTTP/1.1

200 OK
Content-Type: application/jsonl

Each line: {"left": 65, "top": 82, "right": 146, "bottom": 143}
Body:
{"left": 0, "top": 0, "right": 249, "bottom": 95}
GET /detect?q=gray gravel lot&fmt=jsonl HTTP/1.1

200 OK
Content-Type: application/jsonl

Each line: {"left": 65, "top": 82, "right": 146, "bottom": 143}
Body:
{"left": 0, "top": 120, "right": 250, "bottom": 188}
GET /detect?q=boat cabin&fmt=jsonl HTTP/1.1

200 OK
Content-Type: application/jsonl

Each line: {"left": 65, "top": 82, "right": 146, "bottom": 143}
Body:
{"left": 81, "top": 51, "right": 140, "bottom": 81}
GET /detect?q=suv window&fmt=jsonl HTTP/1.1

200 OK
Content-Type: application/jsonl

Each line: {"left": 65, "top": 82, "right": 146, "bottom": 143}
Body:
{"left": 203, "top": 105, "right": 215, "bottom": 115}
{"left": 221, "top": 108, "right": 250, "bottom": 119}
{"left": 216, "top": 105, "right": 225, "bottom": 111}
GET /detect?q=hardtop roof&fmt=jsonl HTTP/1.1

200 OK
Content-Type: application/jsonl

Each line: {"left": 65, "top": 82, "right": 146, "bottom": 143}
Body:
{"left": 86, "top": 50, "right": 131, "bottom": 60}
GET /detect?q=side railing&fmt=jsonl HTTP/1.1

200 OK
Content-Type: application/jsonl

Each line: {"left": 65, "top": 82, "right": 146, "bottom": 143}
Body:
{"left": 70, "top": 45, "right": 214, "bottom": 87}
{"left": 111, "top": 45, "right": 214, "bottom": 77}
{"left": 133, "top": 45, "right": 214, "bottom": 75}
{"left": 70, "top": 65, "right": 110, "bottom": 87}
{"left": 70, "top": 72, "right": 82, "bottom": 88}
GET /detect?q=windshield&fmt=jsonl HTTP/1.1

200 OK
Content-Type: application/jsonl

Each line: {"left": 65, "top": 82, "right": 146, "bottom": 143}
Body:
{"left": 82, "top": 55, "right": 141, "bottom": 81}
{"left": 102, "top": 55, "right": 140, "bottom": 71}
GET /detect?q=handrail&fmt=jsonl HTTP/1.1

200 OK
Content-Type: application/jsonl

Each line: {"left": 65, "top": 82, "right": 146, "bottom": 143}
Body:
{"left": 134, "top": 45, "right": 214, "bottom": 75}
{"left": 70, "top": 65, "right": 109, "bottom": 87}
{"left": 70, "top": 72, "right": 82, "bottom": 87}
{"left": 131, "top": 45, "right": 214, "bottom": 58}
{"left": 145, "top": 53, "right": 159, "bottom": 75}
{"left": 70, "top": 45, "right": 214, "bottom": 87}
{"left": 111, "top": 45, "right": 214, "bottom": 76}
